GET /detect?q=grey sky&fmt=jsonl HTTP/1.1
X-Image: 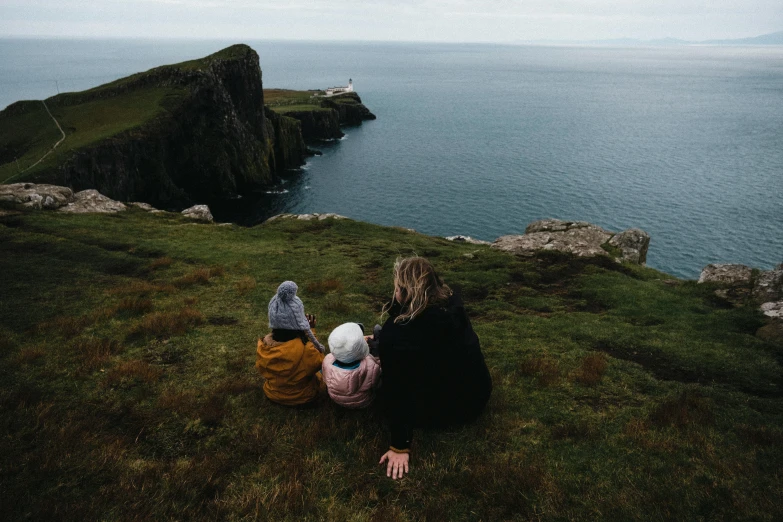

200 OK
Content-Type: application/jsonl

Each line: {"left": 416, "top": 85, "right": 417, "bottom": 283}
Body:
{"left": 1, "top": 0, "right": 781, "bottom": 42}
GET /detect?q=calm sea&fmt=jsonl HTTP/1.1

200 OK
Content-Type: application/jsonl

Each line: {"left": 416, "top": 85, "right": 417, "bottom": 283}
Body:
{"left": 1, "top": 38, "right": 782, "bottom": 278}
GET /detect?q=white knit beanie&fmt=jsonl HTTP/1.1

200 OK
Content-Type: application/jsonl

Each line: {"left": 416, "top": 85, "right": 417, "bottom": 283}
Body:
{"left": 328, "top": 323, "right": 369, "bottom": 364}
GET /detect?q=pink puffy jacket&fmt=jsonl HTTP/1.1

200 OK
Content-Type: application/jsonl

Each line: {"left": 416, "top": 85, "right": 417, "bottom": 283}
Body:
{"left": 322, "top": 354, "right": 381, "bottom": 409}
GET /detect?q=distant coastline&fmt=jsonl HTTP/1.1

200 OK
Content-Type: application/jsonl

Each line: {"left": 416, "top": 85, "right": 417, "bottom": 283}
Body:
{"left": 513, "top": 30, "right": 783, "bottom": 47}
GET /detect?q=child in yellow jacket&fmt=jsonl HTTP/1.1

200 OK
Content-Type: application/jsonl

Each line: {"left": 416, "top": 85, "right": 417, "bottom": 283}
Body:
{"left": 256, "top": 281, "right": 325, "bottom": 406}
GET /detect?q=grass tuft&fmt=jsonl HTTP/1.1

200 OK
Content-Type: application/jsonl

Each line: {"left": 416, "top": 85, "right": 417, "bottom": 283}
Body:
{"left": 198, "top": 394, "right": 229, "bottom": 426}
{"left": 518, "top": 356, "right": 561, "bottom": 387}
{"left": 103, "top": 359, "right": 162, "bottom": 387}
{"left": 208, "top": 265, "right": 226, "bottom": 278}
{"left": 149, "top": 256, "right": 173, "bottom": 270}
{"left": 571, "top": 351, "right": 608, "bottom": 386}
{"left": 116, "top": 297, "right": 154, "bottom": 315}
{"left": 174, "top": 268, "right": 212, "bottom": 287}
{"left": 15, "top": 346, "right": 45, "bottom": 364}
{"left": 305, "top": 278, "right": 343, "bottom": 295}
{"left": 213, "top": 377, "right": 257, "bottom": 396}
{"left": 107, "top": 280, "right": 176, "bottom": 296}
{"left": 650, "top": 391, "right": 713, "bottom": 429}
{"left": 39, "top": 315, "right": 93, "bottom": 339}
{"left": 234, "top": 276, "right": 256, "bottom": 295}
{"left": 71, "top": 337, "right": 123, "bottom": 370}
{"left": 158, "top": 388, "right": 198, "bottom": 414}
{"left": 322, "top": 294, "right": 352, "bottom": 315}
{"left": 129, "top": 308, "right": 205, "bottom": 339}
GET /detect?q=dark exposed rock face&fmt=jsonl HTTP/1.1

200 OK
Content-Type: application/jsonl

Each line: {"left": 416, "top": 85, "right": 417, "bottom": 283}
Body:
{"left": 278, "top": 92, "right": 376, "bottom": 142}
{"left": 24, "top": 45, "right": 308, "bottom": 210}
{"left": 283, "top": 109, "right": 344, "bottom": 141}
{"left": 264, "top": 108, "right": 310, "bottom": 172}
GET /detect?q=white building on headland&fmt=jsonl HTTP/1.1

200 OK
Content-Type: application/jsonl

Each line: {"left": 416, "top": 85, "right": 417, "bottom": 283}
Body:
{"left": 323, "top": 79, "right": 353, "bottom": 96}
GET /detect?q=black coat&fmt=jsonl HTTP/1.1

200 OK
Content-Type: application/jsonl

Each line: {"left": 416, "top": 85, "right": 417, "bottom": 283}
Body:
{"left": 378, "top": 291, "right": 492, "bottom": 450}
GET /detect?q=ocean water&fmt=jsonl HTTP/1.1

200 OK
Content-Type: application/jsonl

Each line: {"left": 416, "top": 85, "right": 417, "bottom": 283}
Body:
{"left": 1, "top": 38, "right": 782, "bottom": 278}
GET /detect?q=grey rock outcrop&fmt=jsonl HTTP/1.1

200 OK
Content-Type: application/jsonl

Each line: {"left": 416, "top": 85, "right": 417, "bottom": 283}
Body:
{"left": 697, "top": 264, "right": 753, "bottom": 285}
{"left": 445, "top": 235, "right": 491, "bottom": 245}
{"left": 58, "top": 189, "right": 127, "bottom": 213}
{"left": 753, "top": 265, "right": 783, "bottom": 302}
{"left": 492, "top": 219, "right": 649, "bottom": 264}
{"left": 129, "top": 201, "right": 159, "bottom": 212}
{"left": 760, "top": 301, "right": 783, "bottom": 319}
{"left": 0, "top": 183, "right": 74, "bottom": 210}
{"left": 697, "top": 263, "right": 783, "bottom": 319}
{"left": 608, "top": 228, "right": 650, "bottom": 264}
{"left": 265, "top": 213, "right": 348, "bottom": 222}
{"left": 181, "top": 205, "right": 214, "bottom": 223}
{"left": 697, "top": 263, "right": 782, "bottom": 300}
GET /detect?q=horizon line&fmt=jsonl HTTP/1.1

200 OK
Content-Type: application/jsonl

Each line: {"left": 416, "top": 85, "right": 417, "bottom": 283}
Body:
{"left": 1, "top": 31, "right": 782, "bottom": 47}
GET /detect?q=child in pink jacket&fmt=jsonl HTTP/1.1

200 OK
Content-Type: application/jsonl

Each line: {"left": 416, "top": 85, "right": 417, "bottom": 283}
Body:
{"left": 323, "top": 323, "right": 381, "bottom": 408}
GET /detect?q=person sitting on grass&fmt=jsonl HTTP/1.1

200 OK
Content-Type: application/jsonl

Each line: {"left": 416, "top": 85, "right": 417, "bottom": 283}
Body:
{"left": 256, "top": 281, "right": 326, "bottom": 406}
{"left": 377, "top": 257, "right": 492, "bottom": 480}
{"left": 322, "top": 322, "right": 382, "bottom": 409}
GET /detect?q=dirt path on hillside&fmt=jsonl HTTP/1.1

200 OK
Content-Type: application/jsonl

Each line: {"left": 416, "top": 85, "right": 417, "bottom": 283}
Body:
{"left": 15, "top": 100, "right": 67, "bottom": 176}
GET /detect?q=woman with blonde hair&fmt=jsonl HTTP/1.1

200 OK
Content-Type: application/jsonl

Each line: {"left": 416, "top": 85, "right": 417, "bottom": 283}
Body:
{"left": 377, "top": 257, "right": 492, "bottom": 480}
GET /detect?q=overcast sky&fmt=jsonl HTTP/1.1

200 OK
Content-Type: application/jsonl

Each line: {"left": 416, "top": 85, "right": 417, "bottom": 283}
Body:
{"left": 1, "top": 0, "right": 781, "bottom": 42}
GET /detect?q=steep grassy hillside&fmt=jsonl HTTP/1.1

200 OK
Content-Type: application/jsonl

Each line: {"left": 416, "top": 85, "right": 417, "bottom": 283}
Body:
{"left": 1, "top": 210, "right": 781, "bottom": 520}
{"left": 0, "top": 88, "right": 186, "bottom": 184}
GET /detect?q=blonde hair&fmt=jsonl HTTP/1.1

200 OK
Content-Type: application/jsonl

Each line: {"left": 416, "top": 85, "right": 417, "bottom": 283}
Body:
{"left": 383, "top": 257, "right": 452, "bottom": 323}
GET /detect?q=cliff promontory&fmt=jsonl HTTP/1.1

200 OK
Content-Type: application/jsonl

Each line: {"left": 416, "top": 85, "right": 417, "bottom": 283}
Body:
{"left": 0, "top": 45, "right": 326, "bottom": 209}
{"left": 264, "top": 89, "right": 376, "bottom": 141}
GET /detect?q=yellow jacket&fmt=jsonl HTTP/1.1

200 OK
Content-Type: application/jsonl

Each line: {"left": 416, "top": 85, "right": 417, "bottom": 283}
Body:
{"left": 256, "top": 329, "right": 324, "bottom": 405}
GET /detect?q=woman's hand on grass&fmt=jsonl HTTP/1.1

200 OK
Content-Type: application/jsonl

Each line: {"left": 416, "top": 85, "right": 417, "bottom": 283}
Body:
{"left": 306, "top": 314, "right": 317, "bottom": 328}
{"left": 379, "top": 450, "right": 409, "bottom": 480}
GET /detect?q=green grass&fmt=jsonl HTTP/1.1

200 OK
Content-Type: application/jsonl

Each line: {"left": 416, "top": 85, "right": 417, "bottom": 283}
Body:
{"left": 263, "top": 89, "right": 332, "bottom": 115}
{"left": 263, "top": 89, "right": 318, "bottom": 106}
{"left": 271, "top": 104, "right": 333, "bottom": 114}
{"left": 0, "top": 87, "right": 186, "bottom": 183}
{"left": 1, "top": 210, "right": 781, "bottom": 520}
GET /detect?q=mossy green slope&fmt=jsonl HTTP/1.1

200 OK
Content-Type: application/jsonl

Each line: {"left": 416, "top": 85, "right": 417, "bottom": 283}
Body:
{"left": 0, "top": 88, "right": 186, "bottom": 184}
{"left": 1, "top": 211, "right": 781, "bottom": 520}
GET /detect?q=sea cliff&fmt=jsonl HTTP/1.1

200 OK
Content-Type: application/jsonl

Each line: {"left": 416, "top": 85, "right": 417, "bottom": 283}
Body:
{"left": 0, "top": 45, "right": 375, "bottom": 210}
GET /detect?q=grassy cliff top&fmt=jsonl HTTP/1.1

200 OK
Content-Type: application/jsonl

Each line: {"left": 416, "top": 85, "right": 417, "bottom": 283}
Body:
{"left": 0, "top": 45, "right": 257, "bottom": 185}
{"left": 1, "top": 210, "right": 781, "bottom": 520}
{"left": 263, "top": 88, "right": 326, "bottom": 114}
{"left": 263, "top": 89, "right": 367, "bottom": 115}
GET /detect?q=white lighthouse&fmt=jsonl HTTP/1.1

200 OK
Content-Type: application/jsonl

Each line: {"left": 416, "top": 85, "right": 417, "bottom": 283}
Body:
{"left": 324, "top": 79, "right": 354, "bottom": 96}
